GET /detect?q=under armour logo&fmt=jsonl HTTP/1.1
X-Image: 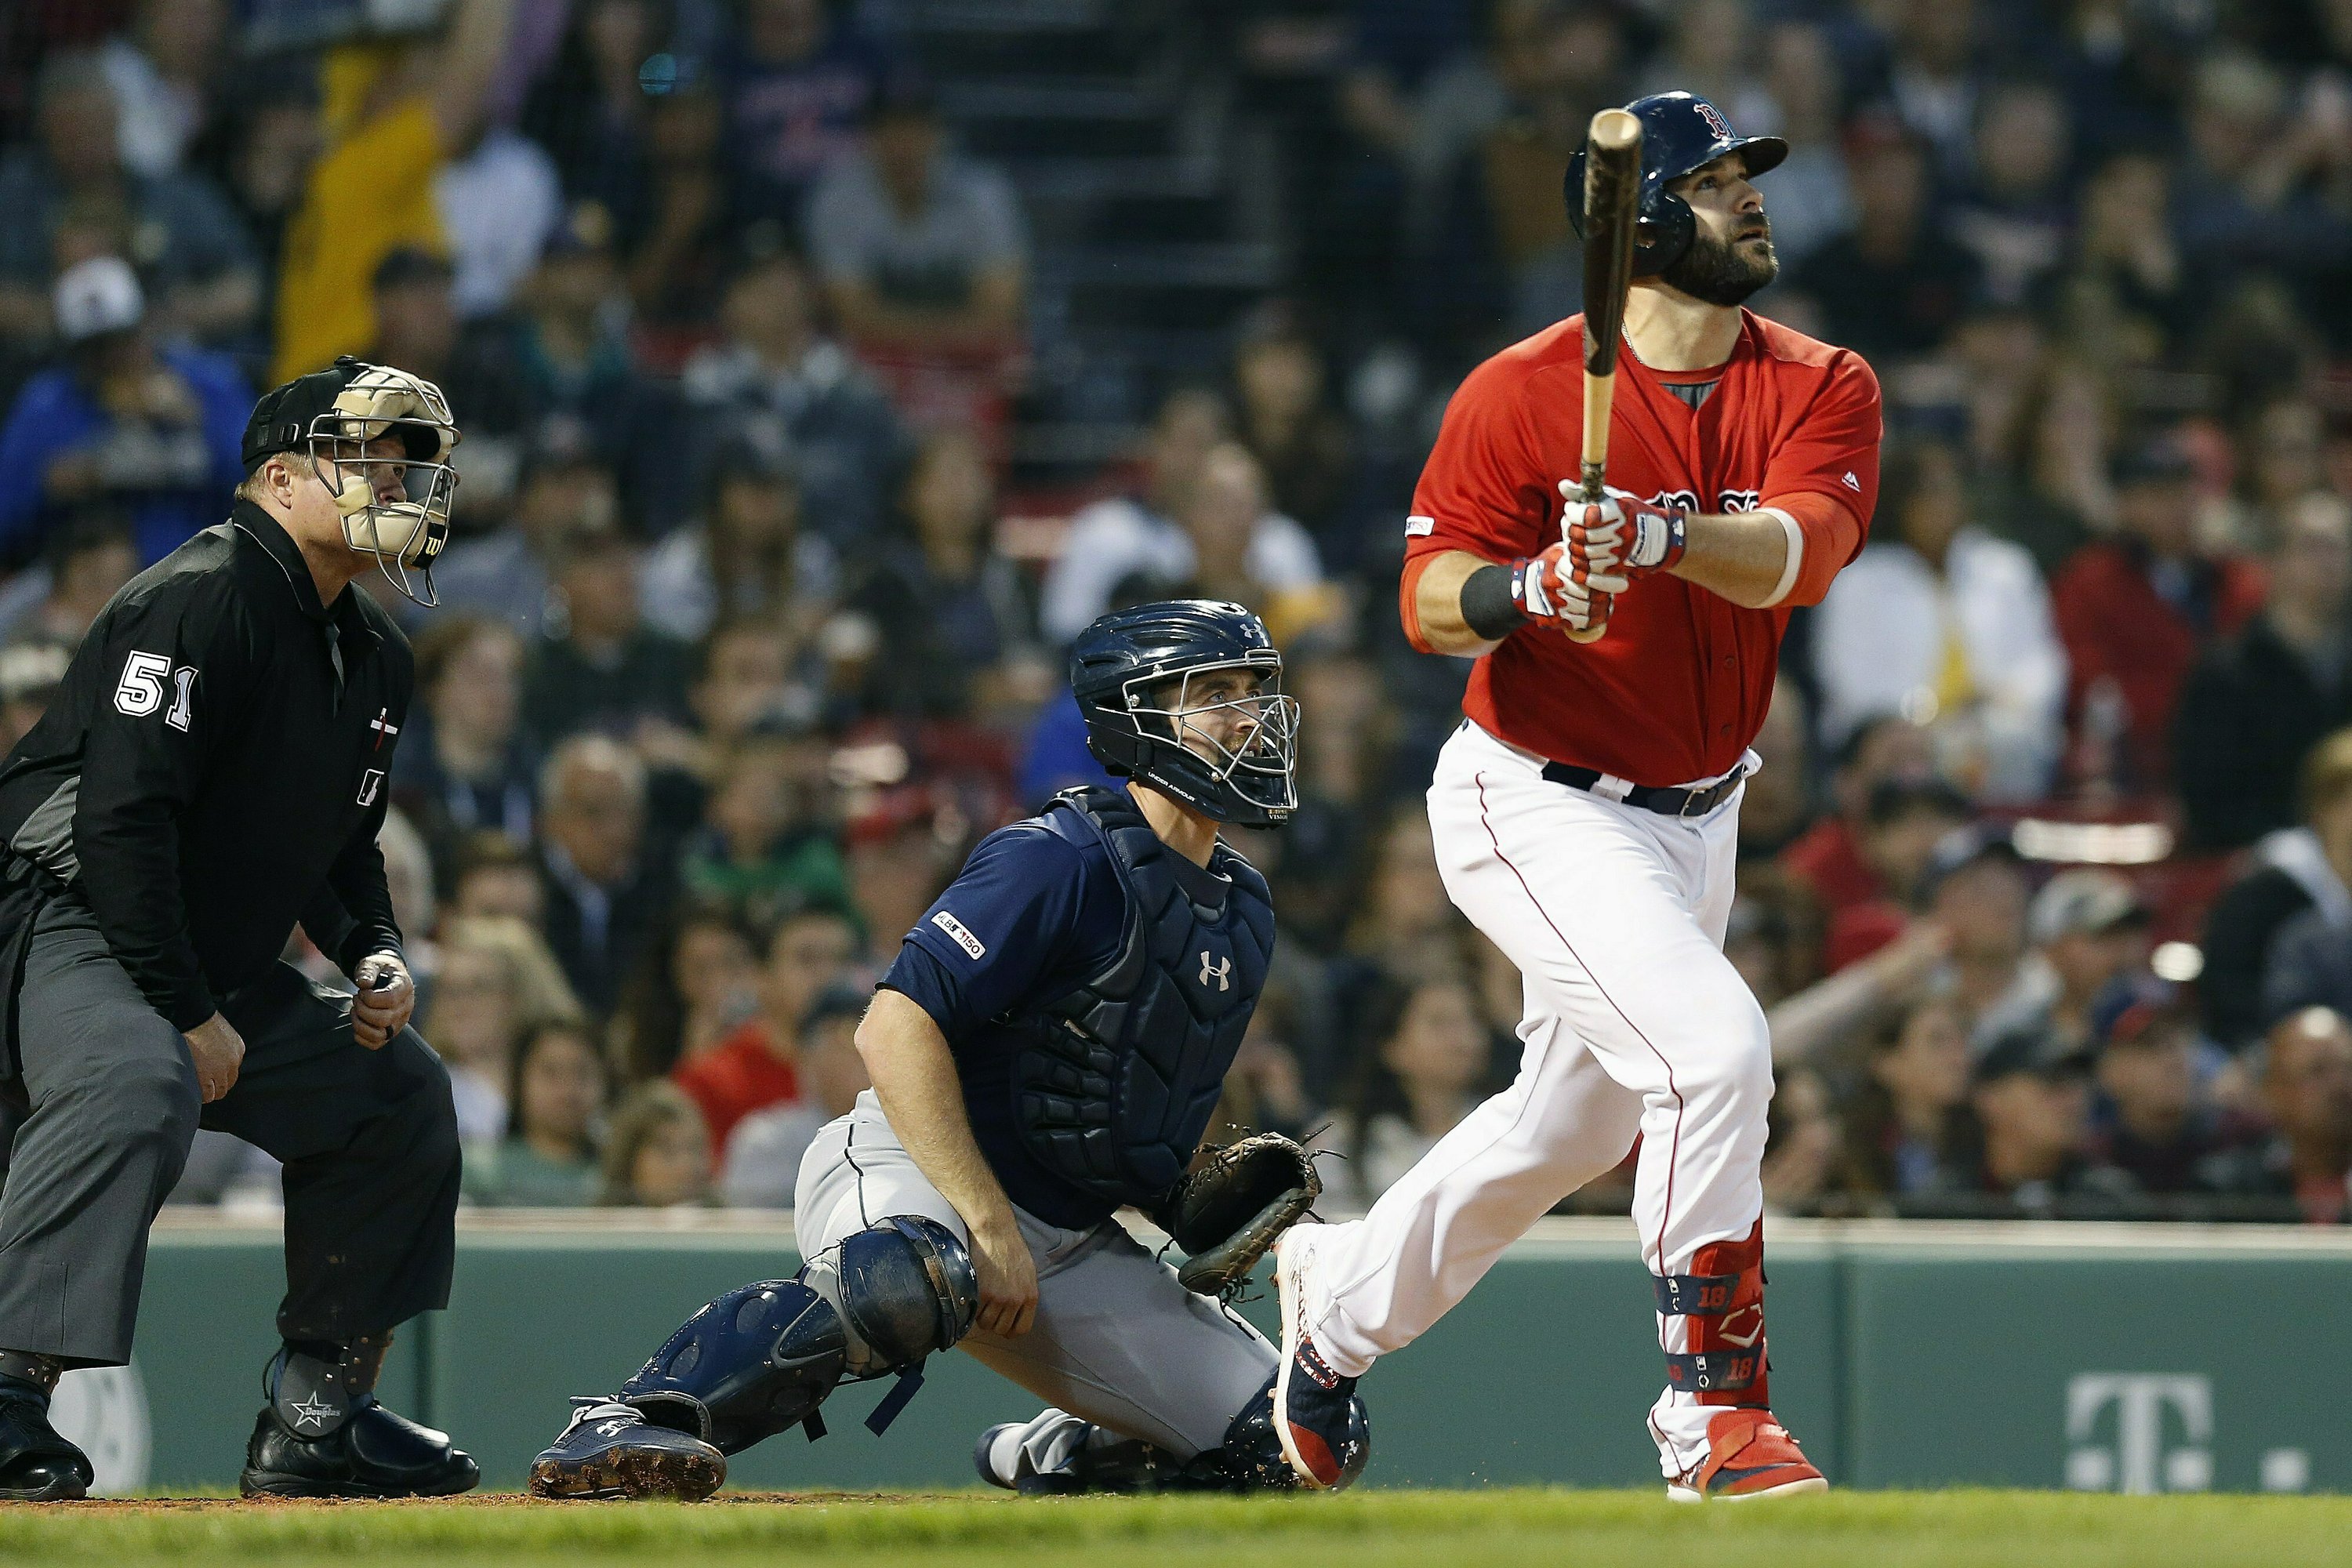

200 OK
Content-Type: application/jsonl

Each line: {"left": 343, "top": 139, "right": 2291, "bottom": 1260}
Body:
{"left": 288, "top": 1394, "right": 337, "bottom": 1430}
{"left": 1199, "top": 952, "right": 1231, "bottom": 991}
{"left": 597, "top": 1420, "right": 630, "bottom": 1438}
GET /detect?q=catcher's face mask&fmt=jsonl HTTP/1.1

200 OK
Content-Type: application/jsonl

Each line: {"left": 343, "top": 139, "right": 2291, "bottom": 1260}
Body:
{"left": 1128, "top": 655, "right": 1301, "bottom": 820}
{"left": 304, "top": 363, "right": 461, "bottom": 607}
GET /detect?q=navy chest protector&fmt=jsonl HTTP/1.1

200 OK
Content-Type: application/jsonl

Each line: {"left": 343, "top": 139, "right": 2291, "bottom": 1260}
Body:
{"left": 1011, "top": 786, "right": 1276, "bottom": 1208}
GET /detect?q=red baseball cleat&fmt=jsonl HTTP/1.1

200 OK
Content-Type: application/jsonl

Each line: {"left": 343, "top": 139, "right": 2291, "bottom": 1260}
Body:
{"left": 1666, "top": 1408, "right": 1827, "bottom": 1501}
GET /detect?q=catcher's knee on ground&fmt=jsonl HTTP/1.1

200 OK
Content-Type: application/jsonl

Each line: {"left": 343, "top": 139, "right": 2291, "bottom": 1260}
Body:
{"left": 617, "top": 1215, "right": 976, "bottom": 1454}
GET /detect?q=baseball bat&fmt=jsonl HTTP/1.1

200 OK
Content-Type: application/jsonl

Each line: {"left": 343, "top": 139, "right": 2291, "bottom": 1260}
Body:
{"left": 1567, "top": 107, "right": 1643, "bottom": 644}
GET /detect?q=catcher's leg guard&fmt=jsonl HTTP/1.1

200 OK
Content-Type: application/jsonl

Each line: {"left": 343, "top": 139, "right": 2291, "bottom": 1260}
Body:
{"left": 619, "top": 1216, "right": 977, "bottom": 1454}
{"left": 1657, "top": 1218, "right": 1769, "bottom": 1407}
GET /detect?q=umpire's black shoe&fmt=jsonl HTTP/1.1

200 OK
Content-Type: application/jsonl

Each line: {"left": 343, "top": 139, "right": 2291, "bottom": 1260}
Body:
{"left": 528, "top": 1399, "right": 725, "bottom": 1501}
{"left": 240, "top": 1396, "right": 480, "bottom": 1499}
{"left": 0, "top": 1389, "right": 91, "bottom": 1501}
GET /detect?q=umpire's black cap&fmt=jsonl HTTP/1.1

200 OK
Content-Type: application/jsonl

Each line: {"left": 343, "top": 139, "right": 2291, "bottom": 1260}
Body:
{"left": 241, "top": 355, "right": 438, "bottom": 470}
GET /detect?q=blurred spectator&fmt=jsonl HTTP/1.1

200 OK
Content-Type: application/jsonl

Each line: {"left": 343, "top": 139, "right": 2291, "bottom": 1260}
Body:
{"left": 1779, "top": 715, "right": 1933, "bottom": 921}
{"left": 2205, "top": 729, "right": 2352, "bottom": 1050}
{"left": 642, "top": 435, "right": 837, "bottom": 645}
{"left": 2175, "top": 494, "right": 2352, "bottom": 851}
{"left": 1927, "top": 833, "right": 2034, "bottom": 1033}
{"left": 624, "top": 85, "right": 731, "bottom": 328}
{"left": 2052, "top": 431, "right": 2263, "bottom": 794}
{"left": 1762, "top": 1066, "right": 1839, "bottom": 1215}
{"left": 433, "top": 112, "right": 561, "bottom": 321}
{"left": 853, "top": 426, "right": 1040, "bottom": 717}
{"left": 1767, "top": 914, "right": 1949, "bottom": 1069}
{"left": 520, "top": 0, "right": 661, "bottom": 223}
{"left": 0, "top": 643, "right": 69, "bottom": 753}
{"left": 378, "top": 804, "right": 439, "bottom": 955}
{"left": 1231, "top": 318, "right": 1356, "bottom": 559}
{"left": 2198, "top": 1006, "right": 2352, "bottom": 1222}
{"left": 1341, "top": 976, "right": 1491, "bottom": 1204}
{"left": 0, "top": 256, "right": 248, "bottom": 567}
{"left": 1947, "top": 79, "right": 2074, "bottom": 309}
{"left": 535, "top": 733, "right": 676, "bottom": 1013}
{"left": 1813, "top": 437, "right": 2066, "bottom": 801}
{"left": 720, "top": 981, "right": 870, "bottom": 1207}
{"left": 1881, "top": 1, "right": 1980, "bottom": 174}
{"left": 599, "top": 1080, "right": 713, "bottom": 1207}
{"left": 1820, "top": 776, "right": 1970, "bottom": 972}
{"left": 610, "top": 905, "right": 760, "bottom": 1084}
{"left": 687, "top": 616, "right": 817, "bottom": 751}
{"left": 0, "top": 52, "right": 260, "bottom": 350}
{"left": 1835, "top": 996, "right": 1974, "bottom": 1198}
{"left": 2172, "top": 52, "right": 2352, "bottom": 305}
{"left": 504, "top": 201, "right": 670, "bottom": 519}
{"left": 1790, "top": 121, "right": 1976, "bottom": 362}
{"left": 1344, "top": 811, "right": 1465, "bottom": 989}
{"left": 448, "top": 831, "right": 547, "bottom": 925}
{"left": 2089, "top": 982, "right": 2227, "bottom": 1196}
{"left": 678, "top": 247, "right": 907, "bottom": 550}
{"left": 671, "top": 905, "right": 857, "bottom": 1156}
{"left": 435, "top": 439, "right": 622, "bottom": 636}
{"left": 268, "top": 0, "right": 515, "bottom": 383}
{"left": 1963, "top": 1031, "right": 2132, "bottom": 1215}
{"left": 720, "top": 0, "right": 896, "bottom": 223}
{"left": 2067, "top": 152, "right": 2190, "bottom": 362}
{"left": 394, "top": 615, "right": 537, "bottom": 877}
{"left": 1976, "top": 869, "right": 2152, "bottom": 1062}
{"left": 1746, "top": 22, "right": 1852, "bottom": 269}
{"left": 1040, "top": 387, "right": 1229, "bottom": 643}
{"left": 97, "top": 0, "right": 229, "bottom": 180}
{"left": 845, "top": 786, "right": 963, "bottom": 950}
{"left": 366, "top": 247, "right": 532, "bottom": 514}
{"left": 0, "top": 510, "right": 138, "bottom": 648}
{"left": 1738, "top": 679, "right": 1813, "bottom": 859}
{"left": 463, "top": 1018, "right": 608, "bottom": 1207}
{"left": 423, "top": 913, "right": 585, "bottom": 1143}
{"left": 524, "top": 527, "right": 692, "bottom": 738}
{"left": 679, "top": 733, "right": 851, "bottom": 931}
{"left": 804, "top": 75, "right": 1027, "bottom": 355}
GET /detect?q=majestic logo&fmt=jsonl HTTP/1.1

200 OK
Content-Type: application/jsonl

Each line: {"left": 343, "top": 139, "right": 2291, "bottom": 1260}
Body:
{"left": 288, "top": 1394, "right": 338, "bottom": 1431}
{"left": 1696, "top": 100, "right": 1733, "bottom": 140}
{"left": 1199, "top": 952, "right": 1232, "bottom": 992}
{"left": 2066, "top": 1374, "right": 2211, "bottom": 1494}
{"left": 931, "top": 909, "right": 985, "bottom": 960}
{"left": 1842, "top": 471, "right": 1862, "bottom": 492}
{"left": 357, "top": 769, "right": 385, "bottom": 807}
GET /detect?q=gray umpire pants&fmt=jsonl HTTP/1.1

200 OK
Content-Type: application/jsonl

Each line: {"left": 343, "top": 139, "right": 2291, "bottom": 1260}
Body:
{"left": 793, "top": 1091, "right": 1276, "bottom": 1460}
{"left": 0, "top": 900, "right": 462, "bottom": 1366}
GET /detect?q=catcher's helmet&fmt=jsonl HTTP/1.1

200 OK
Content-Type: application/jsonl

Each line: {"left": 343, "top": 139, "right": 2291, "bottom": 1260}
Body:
{"left": 1069, "top": 600, "right": 1299, "bottom": 829}
{"left": 1564, "top": 92, "right": 1788, "bottom": 278}
{"left": 242, "top": 354, "right": 462, "bottom": 607}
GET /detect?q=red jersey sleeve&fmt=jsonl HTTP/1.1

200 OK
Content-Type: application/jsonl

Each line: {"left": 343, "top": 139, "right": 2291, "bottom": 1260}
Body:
{"left": 1760, "top": 350, "right": 1882, "bottom": 606}
{"left": 1397, "top": 349, "right": 1564, "bottom": 651}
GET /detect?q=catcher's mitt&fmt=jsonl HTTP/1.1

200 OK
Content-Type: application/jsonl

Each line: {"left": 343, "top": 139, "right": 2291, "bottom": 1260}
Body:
{"left": 1160, "top": 1132, "right": 1320, "bottom": 1298}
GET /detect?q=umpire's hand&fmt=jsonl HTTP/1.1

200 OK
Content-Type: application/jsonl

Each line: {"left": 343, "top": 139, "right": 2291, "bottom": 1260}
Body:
{"left": 183, "top": 1014, "right": 246, "bottom": 1103}
{"left": 351, "top": 952, "right": 416, "bottom": 1049}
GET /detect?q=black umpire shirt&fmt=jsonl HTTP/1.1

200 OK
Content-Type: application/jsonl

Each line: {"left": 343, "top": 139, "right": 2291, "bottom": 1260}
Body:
{"left": 0, "top": 500, "right": 410, "bottom": 1030}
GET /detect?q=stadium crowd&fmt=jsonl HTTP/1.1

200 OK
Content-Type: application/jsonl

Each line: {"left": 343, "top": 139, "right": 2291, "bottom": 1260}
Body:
{"left": 3, "top": 0, "right": 2352, "bottom": 1221}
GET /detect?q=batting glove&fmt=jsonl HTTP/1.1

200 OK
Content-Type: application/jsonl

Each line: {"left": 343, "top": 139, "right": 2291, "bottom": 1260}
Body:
{"left": 1510, "top": 543, "right": 1614, "bottom": 641}
{"left": 1559, "top": 481, "right": 1686, "bottom": 589}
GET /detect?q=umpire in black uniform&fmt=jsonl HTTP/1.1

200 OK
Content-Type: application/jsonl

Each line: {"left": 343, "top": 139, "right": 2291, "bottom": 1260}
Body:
{"left": 0, "top": 357, "right": 477, "bottom": 1500}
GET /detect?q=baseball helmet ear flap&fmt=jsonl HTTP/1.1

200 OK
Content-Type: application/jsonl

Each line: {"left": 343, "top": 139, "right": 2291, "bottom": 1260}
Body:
{"left": 1563, "top": 151, "right": 1699, "bottom": 278}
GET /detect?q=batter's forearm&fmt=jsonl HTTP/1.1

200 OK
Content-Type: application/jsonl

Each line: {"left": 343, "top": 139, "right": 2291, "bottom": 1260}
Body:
{"left": 1668, "top": 512, "right": 1797, "bottom": 610}
{"left": 856, "top": 989, "right": 1022, "bottom": 1232}
{"left": 1410, "top": 550, "right": 1508, "bottom": 656}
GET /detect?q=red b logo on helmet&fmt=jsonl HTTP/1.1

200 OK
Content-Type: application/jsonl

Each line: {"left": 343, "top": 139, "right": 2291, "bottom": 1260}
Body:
{"left": 1697, "top": 100, "right": 1731, "bottom": 140}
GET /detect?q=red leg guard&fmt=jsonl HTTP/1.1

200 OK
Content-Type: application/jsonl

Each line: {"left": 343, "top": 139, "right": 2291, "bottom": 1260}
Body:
{"left": 1657, "top": 1218, "right": 1768, "bottom": 1408}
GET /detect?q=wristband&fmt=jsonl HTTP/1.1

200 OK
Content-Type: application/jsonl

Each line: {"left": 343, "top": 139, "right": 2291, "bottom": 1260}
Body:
{"left": 1460, "top": 563, "right": 1525, "bottom": 640}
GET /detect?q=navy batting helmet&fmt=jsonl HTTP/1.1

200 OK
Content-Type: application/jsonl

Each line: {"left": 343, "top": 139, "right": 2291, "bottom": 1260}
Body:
{"left": 1069, "top": 600, "right": 1299, "bottom": 828}
{"left": 1564, "top": 92, "right": 1788, "bottom": 278}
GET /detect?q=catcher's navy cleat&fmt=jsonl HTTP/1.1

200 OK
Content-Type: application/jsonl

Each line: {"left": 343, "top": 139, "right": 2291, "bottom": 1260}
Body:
{"left": 529, "top": 1399, "right": 726, "bottom": 1501}
{"left": 1271, "top": 1227, "right": 1368, "bottom": 1490}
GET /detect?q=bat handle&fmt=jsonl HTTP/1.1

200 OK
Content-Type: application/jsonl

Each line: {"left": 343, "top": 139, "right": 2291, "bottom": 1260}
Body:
{"left": 1577, "top": 462, "right": 1607, "bottom": 506}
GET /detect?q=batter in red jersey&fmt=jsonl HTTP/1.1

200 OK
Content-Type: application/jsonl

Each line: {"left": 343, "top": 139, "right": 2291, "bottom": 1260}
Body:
{"left": 1261, "top": 93, "right": 1880, "bottom": 1499}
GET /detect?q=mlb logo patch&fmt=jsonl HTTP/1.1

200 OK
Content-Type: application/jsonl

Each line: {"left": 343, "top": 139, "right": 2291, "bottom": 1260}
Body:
{"left": 931, "top": 909, "right": 985, "bottom": 960}
{"left": 1405, "top": 515, "right": 1436, "bottom": 537}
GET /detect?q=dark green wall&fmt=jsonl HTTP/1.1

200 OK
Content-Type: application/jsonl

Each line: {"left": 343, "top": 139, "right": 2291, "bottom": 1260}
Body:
{"left": 111, "top": 1224, "right": 2347, "bottom": 1495}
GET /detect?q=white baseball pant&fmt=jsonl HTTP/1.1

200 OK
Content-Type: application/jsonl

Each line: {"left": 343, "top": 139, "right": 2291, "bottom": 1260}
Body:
{"left": 1300, "top": 719, "right": 1774, "bottom": 1478}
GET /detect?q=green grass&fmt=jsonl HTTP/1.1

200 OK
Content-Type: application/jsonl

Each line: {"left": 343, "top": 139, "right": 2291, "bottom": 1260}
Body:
{"left": 5, "top": 1489, "right": 2352, "bottom": 1567}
